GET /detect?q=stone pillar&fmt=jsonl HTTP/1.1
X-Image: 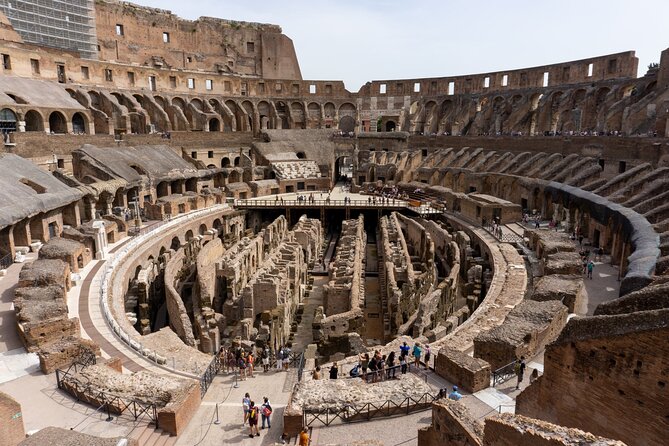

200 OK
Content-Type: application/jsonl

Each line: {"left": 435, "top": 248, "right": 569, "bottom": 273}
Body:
{"left": 92, "top": 221, "right": 107, "bottom": 260}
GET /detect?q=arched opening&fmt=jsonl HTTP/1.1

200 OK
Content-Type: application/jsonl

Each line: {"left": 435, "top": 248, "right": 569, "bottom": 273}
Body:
{"left": 338, "top": 115, "right": 355, "bottom": 133}
{"left": 48, "top": 111, "right": 67, "bottom": 134}
{"left": 335, "top": 156, "right": 353, "bottom": 181}
{"left": 199, "top": 224, "right": 207, "bottom": 235}
{"left": 296, "top": 151, "right": 306, "bottom": 159}
{"left": 385, "top": 120, "right": 396, "bottom": 132}
{"left": 0, "top": 108, "right": 17, "bottom": 133}
{"left": 72, "top": 112, "right": 86, "bottom": 134}
{"left": 209, "top": 118, "right": 220, "bottom": 132}
{"left": 170, "top": 236, "right": 180, "bottom": 251}
{"left": 213, "top": 219, "right": 222, "bottom": 229}
{"left": 185, "top": 230, "right": 193, "bottom": 241}
{"left": 24, "top": 110, "right": 44, "bottom": 132}
{"left": 221, "top": 157, "right": 231, "bottom": 168}
{"left": 233, "top": 157, "right": 240, "bottom": 167}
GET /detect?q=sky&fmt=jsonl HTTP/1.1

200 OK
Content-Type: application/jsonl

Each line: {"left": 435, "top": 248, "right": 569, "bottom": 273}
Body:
{"left": 137, "top": 0, "right": 669, "bottom": 92}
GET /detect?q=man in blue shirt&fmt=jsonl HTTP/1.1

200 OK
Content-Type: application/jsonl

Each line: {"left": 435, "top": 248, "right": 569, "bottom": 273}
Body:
{"left": 400, "top": 341, "right": 410, "bottom": 358}
{"left": 448, "top": 386, "right": 462, "bottom": 401}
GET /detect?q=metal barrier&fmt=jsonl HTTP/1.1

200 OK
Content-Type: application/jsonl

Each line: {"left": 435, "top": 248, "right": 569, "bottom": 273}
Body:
{"left": 492, "top": 360, "right": 517, "bottom": 387}
{"left": 296, "top": 353, "right": 306, "bottom": 383}
{"left": 55, "top": 352, "right": 160, "bottom": 428}
{"left": 0, "top": 252, "right": 12, "bottom": 270}
{"left": 200, "top": 355, "right": 221, "bottom": 397}
{"left": 303, "top": 392, "right": 438, "bottom": 427}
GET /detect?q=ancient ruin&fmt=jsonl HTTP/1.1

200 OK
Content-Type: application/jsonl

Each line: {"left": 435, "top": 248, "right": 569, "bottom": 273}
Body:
{"left": 0, "top": 1, "right": 666, "bottom": 445}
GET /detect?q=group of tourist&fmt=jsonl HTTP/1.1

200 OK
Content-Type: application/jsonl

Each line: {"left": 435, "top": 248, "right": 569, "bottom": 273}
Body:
{"left": 219, "top": 344, "right": 293, "bottom": 378}
{"left": 242, "top": 393, "right": 273, "bottom": 438}
{"left": 314, "top": 342, "right": 432, "bottom": 383}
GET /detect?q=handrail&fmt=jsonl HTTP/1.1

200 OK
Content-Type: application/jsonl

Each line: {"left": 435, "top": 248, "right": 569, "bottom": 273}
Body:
{"left": 491, "top": 360, "right": 517, "bottom": 387}
{"left": 0, "top": 252, "right": 12, "bottom": 270}
{"left": 302, "top": 391, "right": 438, "bottom": 427}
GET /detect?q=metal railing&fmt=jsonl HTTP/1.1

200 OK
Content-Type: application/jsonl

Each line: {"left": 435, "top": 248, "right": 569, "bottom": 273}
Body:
{"left": 492, "top": 360, "right": 517, "bottom": 387}
{"left": 0, "top": 252, "right": 12, "bottom": 270}
{"left": 296, "top": 353, "right": 306, "bottom": 383}
{"left": 200, "top": 355, "right": 221, "bottom": 397}
{"left": 55, "top": 354, "right": 160, "bottom": 428}
{"left": 235, "top": 198, "right": 408, "bottom": 208}
{"left": 303, "top": 392, "right": 438, "bottom": 427}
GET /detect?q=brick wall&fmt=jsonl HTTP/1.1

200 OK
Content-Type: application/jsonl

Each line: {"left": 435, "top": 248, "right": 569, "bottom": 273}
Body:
{"left": 483, "top": 414, "right": 626, "bottom": 446}
{"left": 435, "top": 347, "right": 490, "bottom": 393}
{"left": 0, "top": 391, "right": 25, "bottom": 446}
{"left": 516, "top": 309, "right": 669, "bottom": 446}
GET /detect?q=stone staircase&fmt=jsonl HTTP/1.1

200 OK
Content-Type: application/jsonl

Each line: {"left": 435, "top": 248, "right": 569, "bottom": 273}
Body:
{"left": 128, "top": 423, "right": 176, "bottom": 446}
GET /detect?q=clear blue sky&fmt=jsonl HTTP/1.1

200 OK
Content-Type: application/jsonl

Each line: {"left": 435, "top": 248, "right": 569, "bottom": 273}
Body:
{"left": 136, "top": 0, "right": 669, "bottom": 92}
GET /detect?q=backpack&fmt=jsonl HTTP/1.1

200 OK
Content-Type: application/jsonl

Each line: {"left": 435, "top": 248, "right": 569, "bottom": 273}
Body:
{"left": 262, "top": 405, "right": 272, "bottom": 417}
{"left": 514, "top": 362, "right": 521, "bottom": 375}
{"left": 249, "top": 408, "right": 257, "bottom": 421}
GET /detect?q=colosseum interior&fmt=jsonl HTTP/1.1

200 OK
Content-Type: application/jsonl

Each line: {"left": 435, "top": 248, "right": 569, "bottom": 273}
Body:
{"left": 0, "top": 1, "right": 667, "bottom": 446}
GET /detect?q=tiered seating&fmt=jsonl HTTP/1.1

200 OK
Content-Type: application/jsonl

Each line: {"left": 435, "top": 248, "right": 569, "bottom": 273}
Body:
{"left": 271, "top": 160, "right": 321, "bottom": 179}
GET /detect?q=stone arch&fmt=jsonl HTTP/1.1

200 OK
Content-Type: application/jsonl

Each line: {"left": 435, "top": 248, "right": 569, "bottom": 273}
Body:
{"left": 198, "top": 223, "right": 207, "bottom": 235}
{"left": 48, "top": 111, "right": 67, "bottom": 134}
{"left": 275, "top": 101, "right": 289, "bottom": 129}
{"left": 385, "top": 120, "right": 396, "bottom": 132}
{"left": 190, "top": 98, "right": 204, "bottom": 111}
{"left": 209, "top": 117, "right": 220, "bottom": 132}
{"left": 291, "top": 102, "right": 306, "bottom": 129}
{"left": 170, "top": 236, "right": 180, "bottom": 251}
{"left": 71, "top": 112, "right": 87, "bottom": 134}
{"left": 233, "top": 156, "right": 240, "bottom": 167}
{"left": 185, "top": 229, "right": 194, "bottom": 241}
{"left": 172, "top": 97, "right": 187, "bottom": 111}
{"left": 221, "top": 157, "right": 231, "bottom": 168}
{"left": 0, "top": 108, "right": 17, "bottom": 133}
{"left": 154, "top": 95, "right": 167, "bottom": 109}
{"left": 242, "top": 100, "right": 255, "bottom": 131}
{"left": 257, "top": 100, "right": 272, "bottom": 130}
{"left": 24, "top": 109, "right": 44, "bottom": 132}
{"left": 324, "top": 102, "right": 336, "bottom": 120}
{"left": 213, "top": 218, "right": 222, "bottom": 229}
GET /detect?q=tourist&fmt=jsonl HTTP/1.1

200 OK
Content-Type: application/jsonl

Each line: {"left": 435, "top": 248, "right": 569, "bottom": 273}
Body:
{"left": 377, "top": 354, "right": 386, "bottom": 381}
{"left": 400, "top": 341, "right": 410, "bottom": 358}
{"left": 368, "top": 354, "right": 378, "bottom": 382}
{"left": 360, "top": 352, "right": 370, "bottom": 377}
{"left": 260, "top": 396, "right": 272, "bottom": 429}
{"left": 247, "top": 401, "right": 260, "bottom": 437}
{"left": 329, "top": 362, "right": 339, "bottom": 379}
{"left": 217, "top": 346, "right": 225, "bottom": 373}
{"left": 312, "top": 365, "right": 321, "bottom": 380}
{"left": 276, "top": 346, "right": 284, "bottom": 371}
{"left": 424, "top": 345, "right": 431, "bottom": 370}
{"left": 412, "top": 342, "right": 422, "bottom": 368}
{"left": 587, "top": 260, "right": 594, "bottom": 279}
{"left": 515, "top": 356, "right": 526, "bottom": 389}
{"left": 448, "top": 386, "right": 462, "bottom": 401}
{"left": 242, "top": 392, "right": 251, "bottom": 423}
{"left": 400, "top": 354, "right": 408, "bottom": 374}
{"left": 386, "top": 351, "right": 397, "bottom": 379}
{"left": 238, "top": 354, "right": 247, "bottom": 380}
{"left": 299, "top": 427, "right": 310, "bottom": 446}
{"left": 247, "top": 351, "right": 255, "bottom": 378}
{"left": 261, "top": 347, "right": 270, "bottom": 372}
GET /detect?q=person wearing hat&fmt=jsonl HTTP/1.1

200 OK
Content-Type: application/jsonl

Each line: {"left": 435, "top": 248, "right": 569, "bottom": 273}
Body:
{"left": 448, "top": 386, "right": 462, "bottom": 401}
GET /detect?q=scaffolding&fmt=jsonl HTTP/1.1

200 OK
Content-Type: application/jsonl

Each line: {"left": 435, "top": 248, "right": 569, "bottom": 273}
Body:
{"left": 0, "top": 0, "right": 98, "bottom": 59}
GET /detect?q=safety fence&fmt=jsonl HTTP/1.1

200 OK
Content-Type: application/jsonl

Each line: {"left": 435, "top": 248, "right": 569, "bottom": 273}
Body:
{"left": 303, "top": 392, "right": 438, "bottom": 427}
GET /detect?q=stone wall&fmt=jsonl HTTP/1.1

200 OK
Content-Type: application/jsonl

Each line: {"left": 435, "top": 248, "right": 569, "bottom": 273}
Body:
{"left": 483, "top": 414, "right": 627, "bottom": 446}
{"left": 417, "top": 399, "right": 484, "bottom": 446}
{"left": 434, "top": 347, "right": 491, "bottom": 393}
{"left": 516, "top": 309, "right": 669, "bottom": 446}
{"left": 0, "top": 391, "right": 24, "bottom": 446}
{"left": 531, "top": 274, "right": 586, "bottom": 314}
{"left": 474, "top": 300, "right": 568, "bottom": 370}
